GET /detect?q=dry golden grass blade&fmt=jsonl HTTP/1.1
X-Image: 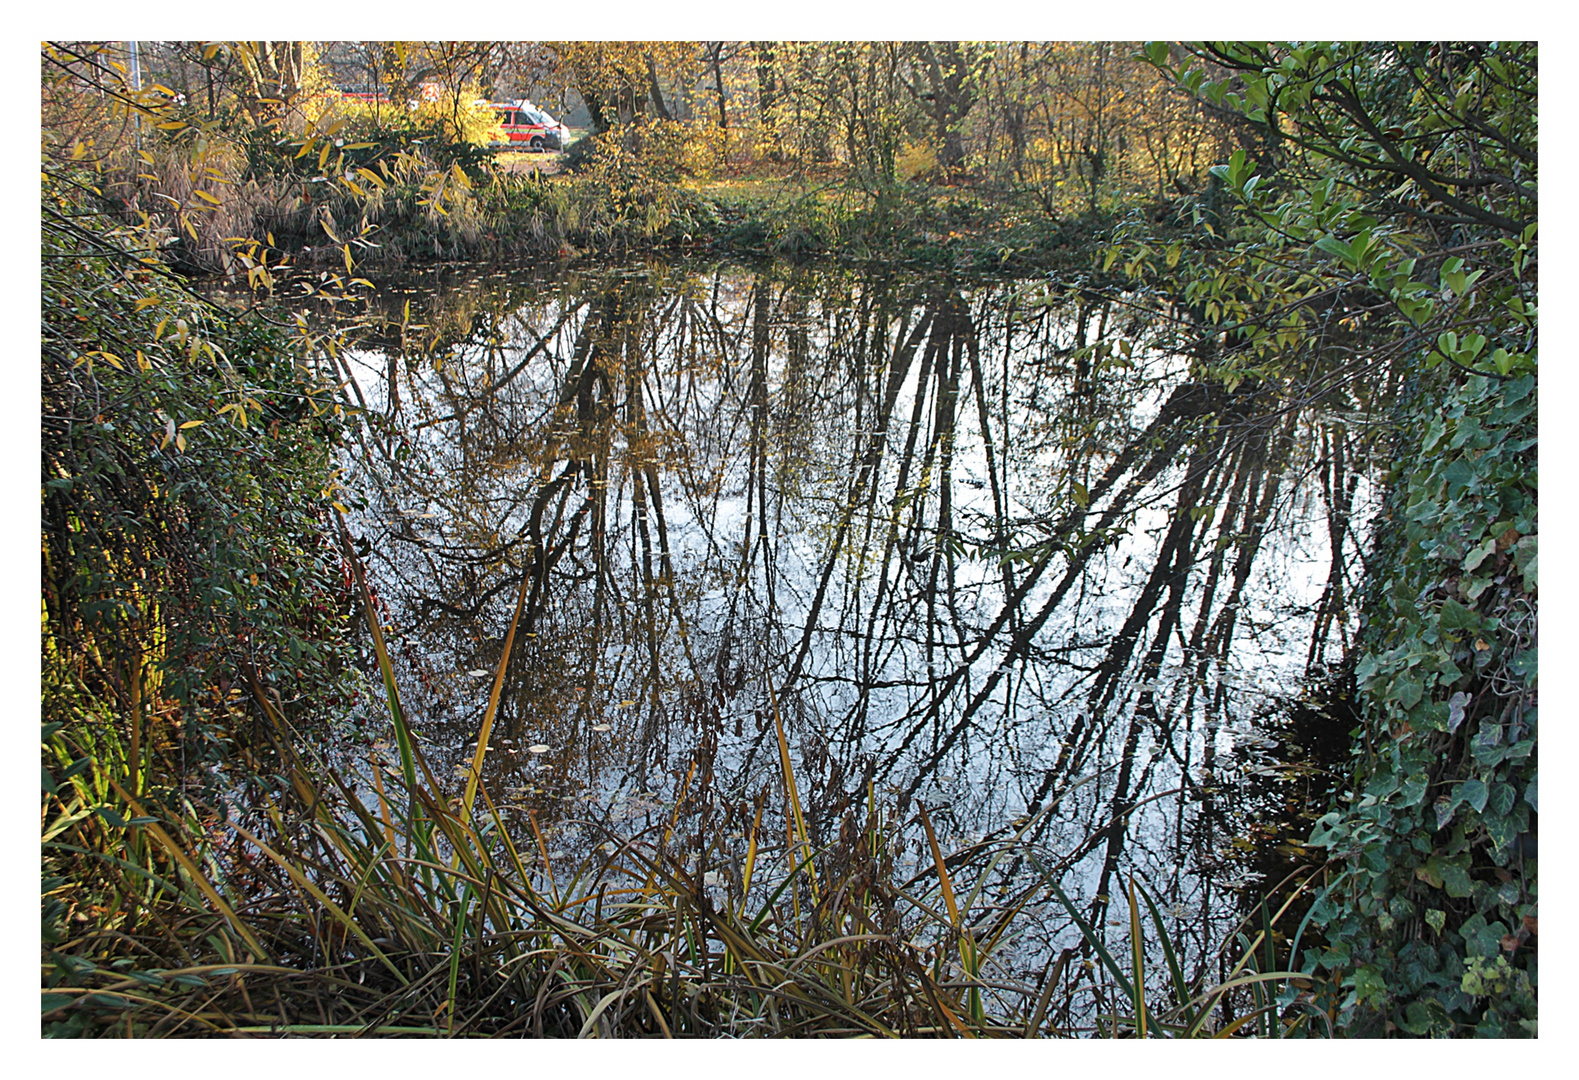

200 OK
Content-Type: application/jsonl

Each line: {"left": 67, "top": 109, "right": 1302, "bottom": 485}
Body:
{"left": 367, "top": 748, "right": 409, "bottom": 890}
{"left": 914, "top": 805, "right": 982, "bottom": 1010}
{"left": 739, "top": 795, "right": 764, "bottom": 918}
{"left": 917, "top": 972, "right": 977, "bottom": 1039}
{"left": 916, "top": 804, "right": 961, "bottom": 929}
{"left": 524, "top": 810, "right": 562, "bottom": 907}
{"left": 769, "top": 684, "right": 817, "bottom": 902}
{"left": 1128, "top": 875, "right": 1147, "bottom": 1038}
{"left": 461, "top": 571, "right": 531, "bottom": 827}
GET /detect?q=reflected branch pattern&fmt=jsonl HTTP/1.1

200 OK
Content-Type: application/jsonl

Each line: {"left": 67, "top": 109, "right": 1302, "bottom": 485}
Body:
{"left": 334, "top": 261, "right": 1382, "bottom": 970}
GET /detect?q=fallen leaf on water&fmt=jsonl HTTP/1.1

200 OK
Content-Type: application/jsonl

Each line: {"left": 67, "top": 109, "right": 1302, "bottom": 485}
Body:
{"left": 591, "top": 723, "right": 611, "bottom": 732}
{"left": 468, "top": 669, "right": 490, "bottom": 678}
{"left": 528, "top": 744, "right": 550, "bottom": 754}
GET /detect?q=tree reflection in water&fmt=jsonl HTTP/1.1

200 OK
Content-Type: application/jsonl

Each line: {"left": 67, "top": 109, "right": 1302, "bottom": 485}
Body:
{"left": 332, "top": 260, "right": 1383, "bottom": 982}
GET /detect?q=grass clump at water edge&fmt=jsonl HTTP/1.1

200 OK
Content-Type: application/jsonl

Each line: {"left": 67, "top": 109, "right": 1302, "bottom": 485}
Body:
{"left": 42, "top": 523, "right": 1337, "bottom": 1038}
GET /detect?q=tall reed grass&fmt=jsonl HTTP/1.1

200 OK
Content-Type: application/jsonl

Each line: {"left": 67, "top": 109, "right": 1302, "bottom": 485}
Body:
{"left": 43, "top": 522, "right": 1334, "bottom": 1038}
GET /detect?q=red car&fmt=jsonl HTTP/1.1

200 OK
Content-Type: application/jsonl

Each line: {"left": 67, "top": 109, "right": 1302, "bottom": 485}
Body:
{"left": 490, "top": 101, "right": 566, "bottom": 151}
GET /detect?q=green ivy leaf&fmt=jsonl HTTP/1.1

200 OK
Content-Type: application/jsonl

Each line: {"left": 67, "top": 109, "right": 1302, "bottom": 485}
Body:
{"left": 1463, "top": 537, "right": 1497, "bottom": 573}
{"left": 1482, "top": 808, "right": 1516, "bottom": 852}
{"left": 1439, "top": 599, "right": 1480, "bottom": 633}
{"left": 1461, "top": 916, "right": 1507, "bottom": 958}
{"left": 1392, "top": 673, "right": 1424, "bottom": 710}
{"left": 1428, "top": 853, "right": 1473, "bottom": 898}
{"left": 1457, "top": 778, "right": 1489, "bottom": 814}
{"left": 1508, "top": 647, "right": 1537, "bottom": 682}
{"left": 1471, "top": 722, "right": 1506, "bottom": 767}
{"left": 1353, "top": 965, "right": 1388, "bottom": 1006}
{"left": 1399, "top": 771, "right": 1429, "bottom": 807}
{"left": 1490, "top": 782, "right": 1518, "bottom": 817}
{"left": 1446, "top": 691, "right": 1471, "bottom": 733}
{"left": 1512, "top": 535, "right": 1537, "bottom": 589}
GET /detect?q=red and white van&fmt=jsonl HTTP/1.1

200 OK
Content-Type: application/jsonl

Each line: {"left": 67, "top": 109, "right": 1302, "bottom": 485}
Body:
{"left": 489, "top": 101, "right": 567, "bottom": 151}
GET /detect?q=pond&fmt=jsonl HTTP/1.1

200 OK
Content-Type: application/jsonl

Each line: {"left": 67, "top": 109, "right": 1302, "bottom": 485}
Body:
{"left": 320, "top": 257, "right": 1385, "bottom": 1002}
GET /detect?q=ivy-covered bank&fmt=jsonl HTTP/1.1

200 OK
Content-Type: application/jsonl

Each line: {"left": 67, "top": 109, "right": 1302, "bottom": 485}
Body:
{"left": 1304, "top": 367, "right": 1537, "bottom": 1037}
{"left": 1129, "top": 42, "right": 1538, "bottom": 1037}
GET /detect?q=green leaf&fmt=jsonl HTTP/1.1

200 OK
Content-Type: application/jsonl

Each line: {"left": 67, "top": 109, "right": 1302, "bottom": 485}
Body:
{"left": 1439, "top": 598, "right": 1480, "bottom": 632}
{"left": 1353, "top": 965, "right": 1387, "bottom": 1006}
{"left": 1471, "top": 722, "right": 1506, "bottom": 767}
{"left": 1461, "top": 916, "right": 1507, "bottom": 958}
{"left": 1446, "top": 691, "right": 1471, "bottom": 733}
{"left": 1513, "top": 535, "right": 1537, "bottom": 589}
{"left": 1399, "top": 771, "right": 1429, "bottom": 807}
{"left": 1314, "top": 235, "right": 1352, "bottom": 262}
{"left": 1393, "top": 674, "right": 1423, "bottom": 710}
{"left": 1484, "top": 811, "right": 1517, "bottom": 853}
{"left": 1428, "top": 854, "right": 1473, "bottom": 898}
{"left": 1508, "top": 647, "right": 1537, "bottom": 682}
{"left": 1309, "top": 811, "right": 1344, "bottom": 847}
{"left": 1463, "top": 537, "right": 1496, "bottom": 573}
{"left": 1456, "top": 778, "right": 1489, "bottom": 814}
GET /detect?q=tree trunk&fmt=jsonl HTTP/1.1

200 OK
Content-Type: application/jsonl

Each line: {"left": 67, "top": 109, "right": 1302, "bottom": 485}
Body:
{"left": 645, "top": 57, "right": 673, "bottom": 122}
{"left": 710, "top": 42, "right": 728, "bottom": 128}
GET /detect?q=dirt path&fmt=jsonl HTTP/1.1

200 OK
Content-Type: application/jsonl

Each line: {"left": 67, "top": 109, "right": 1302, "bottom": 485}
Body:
{"left": 494, "top": 151, "right": 565, "bottom": 177}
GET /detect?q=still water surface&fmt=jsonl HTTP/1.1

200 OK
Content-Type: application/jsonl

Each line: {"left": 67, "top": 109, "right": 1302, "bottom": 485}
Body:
{"left": 327, "top": 258, "right": 1381, "bottom": 980}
